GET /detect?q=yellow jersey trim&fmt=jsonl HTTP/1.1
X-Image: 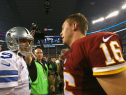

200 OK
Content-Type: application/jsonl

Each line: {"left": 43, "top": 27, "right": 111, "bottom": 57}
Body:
{"left": 93, "top": 66, "right": 126, "bottom": 76}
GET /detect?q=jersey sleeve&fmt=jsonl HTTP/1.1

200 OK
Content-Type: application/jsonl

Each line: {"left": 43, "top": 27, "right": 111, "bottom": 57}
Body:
{"left": 0, "top": 51, "right": 18, "bottom": 88}
{"left": 88, "top": 34, "right": 126, "bottom": 76}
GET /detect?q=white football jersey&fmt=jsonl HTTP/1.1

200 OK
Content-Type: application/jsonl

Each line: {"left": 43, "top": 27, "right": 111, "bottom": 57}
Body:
{"left": 0, "top": 50, "right": 30, "bottom": 95}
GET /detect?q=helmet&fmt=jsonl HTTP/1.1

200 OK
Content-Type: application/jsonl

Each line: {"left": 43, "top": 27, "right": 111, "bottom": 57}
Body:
{"left": 5, "top": 26, "right": 36, "bottom": 56}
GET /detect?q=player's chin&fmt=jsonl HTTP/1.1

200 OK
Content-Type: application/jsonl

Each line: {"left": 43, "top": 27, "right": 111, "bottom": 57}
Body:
{"left": 62, "top": 41, "right": 65, "bottom": 45}
{"left": 25, "top": 49, "right": 29, "bottom": 52}
{"left": 63, "top": 41, "right": 68, "bottom": 46}
{"left": 22, "top": 49, "right": 29, "bottom": 52}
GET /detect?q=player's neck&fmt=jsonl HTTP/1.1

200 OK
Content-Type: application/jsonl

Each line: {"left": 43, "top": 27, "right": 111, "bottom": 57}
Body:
{"left": 13, "top": 51, "right": 23, "bottom": 57}
{"left": 69, "top": 32, "right": 85, "bottom": 47}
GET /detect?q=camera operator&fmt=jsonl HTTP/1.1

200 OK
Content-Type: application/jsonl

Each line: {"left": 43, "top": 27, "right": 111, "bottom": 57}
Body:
{"left": 30, "top": 23, "right": 45, "bottom": 49}
{"left": 25, "top": 24, "right": 55, "bottom": 95}
{"left": 30, "top": 23, "right": 41, "bottom": 33}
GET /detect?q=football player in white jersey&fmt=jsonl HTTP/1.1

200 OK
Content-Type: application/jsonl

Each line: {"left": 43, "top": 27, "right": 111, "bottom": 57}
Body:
{"left": 0, "top": 27, "right": 36, "bottom": 95}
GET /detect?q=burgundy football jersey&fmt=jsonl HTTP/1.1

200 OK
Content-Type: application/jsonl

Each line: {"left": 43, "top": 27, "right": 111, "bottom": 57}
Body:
{"left": 63, "top": 32, "right": 126, "bottom": 95}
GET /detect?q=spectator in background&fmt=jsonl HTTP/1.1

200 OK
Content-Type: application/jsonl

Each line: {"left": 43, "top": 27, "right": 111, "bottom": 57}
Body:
{"left": 0, "top": 26, "right": 34, "bottom": 95}
{"left": 60, "top": 13, "right": 126, "bottom": 95}
{"left": 57, "top": 48, "right": 69, "bottom": 74}
{"left": 46, "top": 57, "right": 58, "bottom": 95}
{"left": 43, "top": 56, "right": 48, "bottom": 64}
{"left": 25, "top": 48, "right": 55, "bottom": 95}
{"left": 48, "top": 57, "right": 57, "bottom": 76}
{"left": 55, "top": 58, "right": 60, "bottom": 67}
{"left": 57, "top": 48, "right": 69, "bottom": 94}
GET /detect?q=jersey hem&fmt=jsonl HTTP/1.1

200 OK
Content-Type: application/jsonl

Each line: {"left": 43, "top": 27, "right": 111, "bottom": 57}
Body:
{"left": 93, "top": 66, "right": 126, "bottom": 75}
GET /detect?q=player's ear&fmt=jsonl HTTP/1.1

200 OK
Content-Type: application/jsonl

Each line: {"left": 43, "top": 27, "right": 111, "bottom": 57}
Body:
{"left": 73, "top": 22, "right": 78, "bottom": 31}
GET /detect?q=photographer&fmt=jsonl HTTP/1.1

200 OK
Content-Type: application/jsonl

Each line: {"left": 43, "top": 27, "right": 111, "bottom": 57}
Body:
{"left": 25, "top": 48, "right": 55, "bottom": 95}
{"left": 25, "top": 24, "right": 55, "bottom": 95}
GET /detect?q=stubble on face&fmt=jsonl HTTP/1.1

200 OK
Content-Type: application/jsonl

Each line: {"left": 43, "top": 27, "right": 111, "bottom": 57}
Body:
{"left": 19, "top": 39, "right": 30, "bottom": 52}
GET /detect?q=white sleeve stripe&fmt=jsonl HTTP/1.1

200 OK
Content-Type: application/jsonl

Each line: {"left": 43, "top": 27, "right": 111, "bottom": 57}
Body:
{"left": 0, "top": 75, "right": 18, "bottom": 78}
{"left": 0, "top": 81, "right": 18, "bottom": 88}
{"left": 0, "top": 70, "right": 18, "bottom": 75}
{"left": 0, "top": 77, "right": 18, "bottom": 82}
{"left": 93, "top": 62, "right": 126, "bottom": 72}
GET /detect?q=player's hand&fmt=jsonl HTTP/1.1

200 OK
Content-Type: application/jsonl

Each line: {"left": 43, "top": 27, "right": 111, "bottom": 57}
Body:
{"left": 50, "top": 84, "right": 55, "bottom": 92}
{"left": 59, "top": 55, "right": 64, "bottom": 61}
{"left": 25, "top": 54, "right": 32, "bottom": 59}
{"left": 30, "top": 30, "right": 35, "bottom": 36}
{"left": 25, "top": 54, "right": 33, "bottom": 65}
{"left": 59, "top": 55, "right": 62, "bottom": 61}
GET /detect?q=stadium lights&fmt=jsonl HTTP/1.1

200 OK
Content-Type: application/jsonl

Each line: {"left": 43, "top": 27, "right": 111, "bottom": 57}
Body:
{"left": 92, "top": 3, "right": 126, "bottom": 24}
{"left": 122, "top": 4, "right": 126, "bottom": 9}
{"left": 92, "top": 17, "right": 104, "bottom": 24}
{"left": 105, "top": 11, "right": 119, "bottom": 19}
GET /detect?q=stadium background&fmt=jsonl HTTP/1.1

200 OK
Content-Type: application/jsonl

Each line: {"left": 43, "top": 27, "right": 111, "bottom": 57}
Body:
{"left": 0, "top": 0, "right": 126, "bottom": 59}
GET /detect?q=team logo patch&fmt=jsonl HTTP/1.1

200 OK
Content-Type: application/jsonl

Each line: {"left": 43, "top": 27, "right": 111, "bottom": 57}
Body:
{"left": 7, "top": 33, "right": 11, "bottom": 37}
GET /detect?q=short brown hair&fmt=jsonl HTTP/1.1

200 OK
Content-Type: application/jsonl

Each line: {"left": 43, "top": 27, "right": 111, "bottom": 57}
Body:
{"left": 66, "top": 13, "right": 88, "bottom": 35}
{"left": 61, "top": 48, "right": 69, "bottom": 54}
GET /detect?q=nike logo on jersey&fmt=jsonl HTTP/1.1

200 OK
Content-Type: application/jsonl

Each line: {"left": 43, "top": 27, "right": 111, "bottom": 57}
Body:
{"left": 103, "top": 35, "right": 113, "bottom": 42}
{"left": 1, "top": 63, "right": 10, "bottom": 66}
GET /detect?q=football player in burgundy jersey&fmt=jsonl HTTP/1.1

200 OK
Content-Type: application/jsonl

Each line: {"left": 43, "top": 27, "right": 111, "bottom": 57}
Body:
{"left": 60, "top": 13, "right": 126, "bottom": 95}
